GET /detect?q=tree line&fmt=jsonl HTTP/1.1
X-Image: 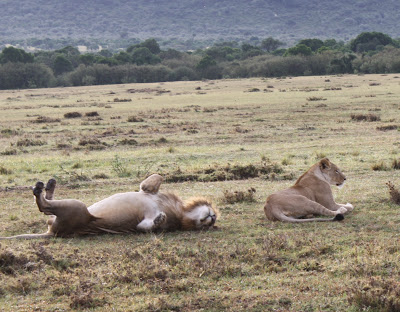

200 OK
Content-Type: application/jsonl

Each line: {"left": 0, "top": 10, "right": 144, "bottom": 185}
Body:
{"left": 0, "top": 32, "right": 400, "bottom": 90}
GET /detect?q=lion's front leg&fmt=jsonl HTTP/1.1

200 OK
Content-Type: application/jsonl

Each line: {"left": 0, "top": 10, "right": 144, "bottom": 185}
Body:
{"left": 136, "top": 212, "right": 167, "bottom": 232}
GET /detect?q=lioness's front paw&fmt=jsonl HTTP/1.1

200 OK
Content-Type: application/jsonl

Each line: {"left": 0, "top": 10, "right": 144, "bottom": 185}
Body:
{"left": 337, "top": 206, "right": 348, "bottom": 214}
{"left": 153, "top": 212, "right": 167, "bottom": 228}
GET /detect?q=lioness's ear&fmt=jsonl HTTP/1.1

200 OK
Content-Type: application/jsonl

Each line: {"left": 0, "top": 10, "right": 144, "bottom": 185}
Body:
{"left": 320, "top": 158, "right": 331, "bottom": 170}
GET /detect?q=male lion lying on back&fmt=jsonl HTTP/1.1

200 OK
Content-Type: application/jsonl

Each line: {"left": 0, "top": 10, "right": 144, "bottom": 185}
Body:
{"left": 264, "top": 158, "right": 354, "bottom": 222}
{"left": 1, "top": 174, "right": 219, "bottom": 239}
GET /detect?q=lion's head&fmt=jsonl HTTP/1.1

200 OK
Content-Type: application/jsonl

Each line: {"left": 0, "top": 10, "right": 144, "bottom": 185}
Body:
{"left": 319, "top": 158, "right": 347, "bottom": 187}
{"left": 181, "top": 198, "right": 219, "bottom": 230}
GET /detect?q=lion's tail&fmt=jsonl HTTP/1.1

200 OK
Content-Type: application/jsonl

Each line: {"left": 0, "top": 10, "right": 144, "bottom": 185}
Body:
{"left": 0, "top": 233, "right": 54, "bottom": 240}
{"left": 273, "top": 210, "right": 344, "bottom": 223}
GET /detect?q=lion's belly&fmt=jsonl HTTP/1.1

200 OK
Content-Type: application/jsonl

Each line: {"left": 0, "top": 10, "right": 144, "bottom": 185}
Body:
{"left": 86, "top": 192, "right": 159, "bottom": 233}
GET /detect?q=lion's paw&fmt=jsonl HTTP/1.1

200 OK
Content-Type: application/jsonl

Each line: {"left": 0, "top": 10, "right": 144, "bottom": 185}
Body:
{"left": 337, "top": 206, "right": 348, "bottom": 214}
{"left": 33, "top": 181, "right": 45, "bottom": 197}
{"left": 45, "top": 178, "right": 57, "bottom": 192}
{"left": 153, "top": 212, "right": 167, "bottom": 228}
{"left": 344, "top": 203, "right": 354, "bottom": 211}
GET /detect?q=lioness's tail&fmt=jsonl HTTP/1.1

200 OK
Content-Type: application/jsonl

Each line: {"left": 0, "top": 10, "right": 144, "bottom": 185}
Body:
{"left": 0, "top": 233, "right": 54, "bottom": 240}
{"left": 273, "top": 211, "right": 344, "bottom": 223}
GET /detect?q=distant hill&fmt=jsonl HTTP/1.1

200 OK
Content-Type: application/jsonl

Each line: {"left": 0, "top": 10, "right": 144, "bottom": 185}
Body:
{"left": 1, "top": 0, "right": 400, "bottom": 49}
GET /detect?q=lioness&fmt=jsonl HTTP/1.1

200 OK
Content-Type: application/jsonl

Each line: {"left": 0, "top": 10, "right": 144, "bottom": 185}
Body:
{"left": 264, "top": 158, "right": 354, "bottom": 222}
{"left": 0, "top": 174, "right": 219, "bottom": 239}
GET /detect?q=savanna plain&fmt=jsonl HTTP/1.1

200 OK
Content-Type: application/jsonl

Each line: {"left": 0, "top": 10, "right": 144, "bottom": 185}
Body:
{"left": 0, "top": 74, "right": 400, "bottom": 311}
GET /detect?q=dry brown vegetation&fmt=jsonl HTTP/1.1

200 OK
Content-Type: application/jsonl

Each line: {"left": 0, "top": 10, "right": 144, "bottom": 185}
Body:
{"left": 0, "top": 74, "right": 400, "bottom": 311}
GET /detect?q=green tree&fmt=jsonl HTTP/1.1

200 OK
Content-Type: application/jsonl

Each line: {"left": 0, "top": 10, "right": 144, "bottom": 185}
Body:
{"left": 79, "top": 54, "right": 96, "bottom": 66}
{"left": 0, "top": 46, "right": 34, "bottom": 64}
{"left": 261, "top": 37, "right": 284, "bottom": 52}
{"left": 350, "top": 32, "right": 395, "bottom": 53}
{"left": 54, "top": 55, "right": 74, "bottom": 75}
{"left": 298, "top": 39, "right": 324, "bottom": 52}
{"left": 140, "top": 39, "right": 161, "bottom": 54}
{"left": 131, "top": 47, "right": 161, "bottom": 65}
{"left": 0, "top": 63, "right": 54, "bottom": 89}
{"left": 196, "top": 55, "right": 216, "bottom": 70}
{"left": 284, "top": 44, "right": 312, "bottom": 56}
{"left": 113, "top": 51, "right": 132, "bottom": 64}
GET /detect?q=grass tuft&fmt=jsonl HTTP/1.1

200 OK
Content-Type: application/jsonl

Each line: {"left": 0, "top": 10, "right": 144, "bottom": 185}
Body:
{"left": 64, "top": 112, "right": 82, "bottom": 118}
{"left": 348, "top": 277, "right": 400, "bottom": 311}
{"left": 351, "top": 113, "right": 381, "bottom": 122}
{"left": 222, "top": 188, "right": 256, "bottom": 204}
{"left": 386, "top": 181, "right": 400, "bottom": 205}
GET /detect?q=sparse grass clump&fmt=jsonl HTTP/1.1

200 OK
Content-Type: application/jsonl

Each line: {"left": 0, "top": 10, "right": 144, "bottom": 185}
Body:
{"left": 392, "top": 159, "right": 400, "bottom": 170}
{"left": 16, "top": 138, "right": 45, "bottom": 147}
{"left": 0, "top": 166, "right": 12, "bottom": 175}
{"left": 69, "top": 282, "right": 107, "bottom": 310}
{"left": 32, "top": 115, "right": 61, "bottom": 123}
{"left": 0, "top": 249, "right": 30, "bottom": 275}
{"left": 1, "top": 148, "right": 18, "bottom": 155}
{"left": 127, "top": 115, "right": 144, "bottom": 122}
{"left": 85, "top": 111, "right": 99, "bottom": 117}
{"left": 307, "top": 96, "right": 326, "bottom": 101}
{"left": 64, "top": 112, "right": 82, "bottom": 118}
{"left": 0, "top": 128, "right": 19, "bottom": 137}
{"left": 372, "top": 161, "right": 389, "bottom": 171}
{"left": 114, "top": 98, "right": 132, "bottom": 102}
{"left": 247, "top": 87, "right": 260, "bottom": 92}
{"left": 376, "top": 125, "right": 398, "bottom": 131}
{"left": 351, "top": 113, "right": 381, "bottom": 122}
{"left": 119, "top": 138, "right": 138, "bottom": 146}
{"left": 222, "top": 188, "right": 256, "bottom": 204}
{"left": 386, "top": 181, "right": 400, "bottom": 205}
{"left": 348, "top": 277, "right": 400, "bottom": 311}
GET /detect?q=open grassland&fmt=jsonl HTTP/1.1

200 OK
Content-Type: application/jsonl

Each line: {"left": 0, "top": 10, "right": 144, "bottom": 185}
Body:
{"left": 0, "top": 74, "right": 400, "bottom": 311}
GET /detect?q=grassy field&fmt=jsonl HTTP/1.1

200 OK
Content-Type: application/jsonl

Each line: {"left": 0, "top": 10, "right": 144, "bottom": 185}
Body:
{"left": 0, "top": 74, "right": 400, "bottom": 311}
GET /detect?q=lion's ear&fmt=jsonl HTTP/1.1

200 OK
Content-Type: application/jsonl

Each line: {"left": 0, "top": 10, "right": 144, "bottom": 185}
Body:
{"left": 320, "top": 158, "right": 331, "bottom": 170}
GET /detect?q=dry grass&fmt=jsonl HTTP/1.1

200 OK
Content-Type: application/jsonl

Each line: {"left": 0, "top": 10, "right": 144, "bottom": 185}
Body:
{"left": 1, "top": 74, "right": 400, "bottom": 311}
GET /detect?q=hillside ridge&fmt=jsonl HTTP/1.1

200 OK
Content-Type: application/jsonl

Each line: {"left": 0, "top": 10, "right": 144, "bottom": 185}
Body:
{"left": 0, "top": 0, "right": 399, "bottom": 49}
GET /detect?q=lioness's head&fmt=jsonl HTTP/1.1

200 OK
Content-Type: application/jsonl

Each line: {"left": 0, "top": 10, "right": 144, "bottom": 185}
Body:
{"left": 319, "top": 158, "right": 347, "bottom": 187}
{"left": 182, "top": 198, "right": 219, "bottom": 230}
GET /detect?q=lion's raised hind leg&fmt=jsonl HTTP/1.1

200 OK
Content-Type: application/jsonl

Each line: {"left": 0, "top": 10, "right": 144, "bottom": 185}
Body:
{"left": 45, "top": 178, "right": 57, "bottom": 200}
{"left": 33, "top": 181, "right": 96, "bottom": 236}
